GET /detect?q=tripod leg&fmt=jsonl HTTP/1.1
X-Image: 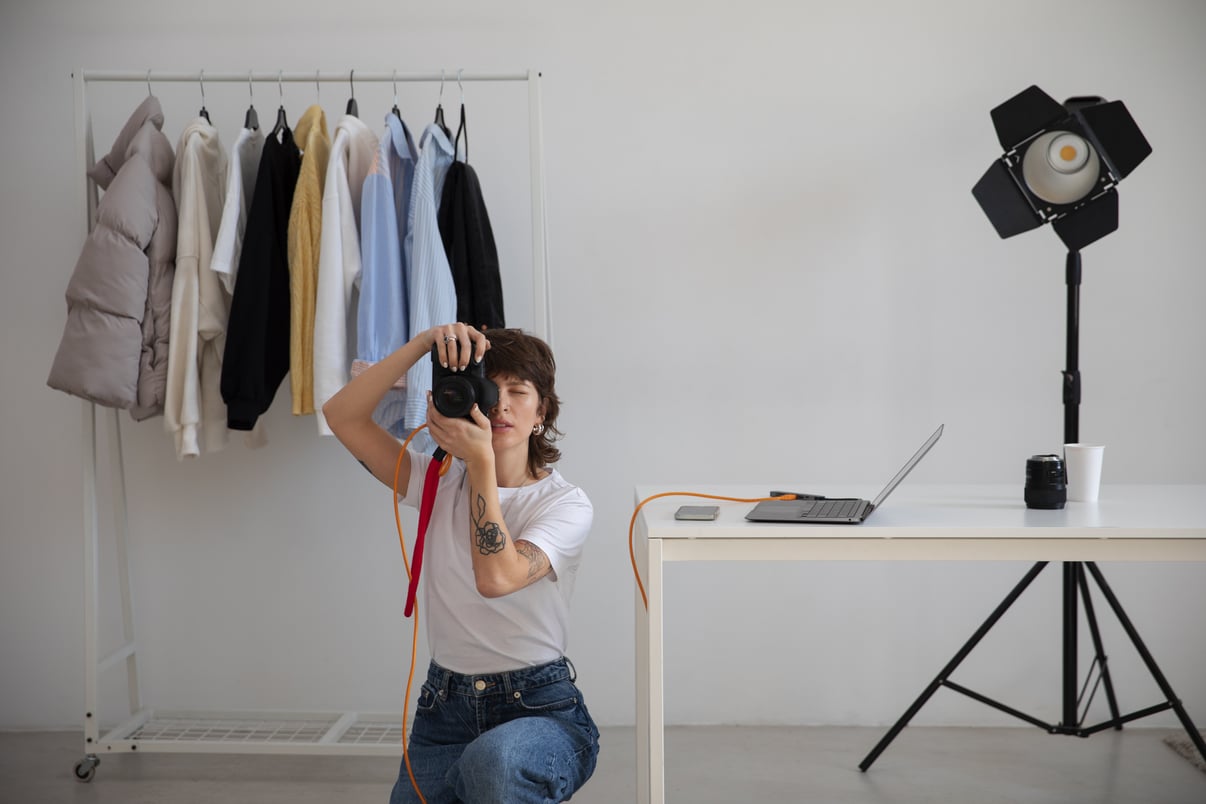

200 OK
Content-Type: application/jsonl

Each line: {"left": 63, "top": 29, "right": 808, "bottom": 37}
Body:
{"left": 1061, "top": 563, "right": 1080, "bottom": 728}
{"left": 1084, "top": 562, "right": 1206, "bottom": 763}
{"left": 1075, "top": 562, "right": 1122, "bottom": 728}
{"left": 859, "top": 561, "right": 1049, "bottom": 771}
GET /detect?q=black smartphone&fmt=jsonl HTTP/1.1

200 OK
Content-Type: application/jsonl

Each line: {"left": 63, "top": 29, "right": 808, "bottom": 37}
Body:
{"left": 674, "top": 505, "right": 720, "bottom": 521}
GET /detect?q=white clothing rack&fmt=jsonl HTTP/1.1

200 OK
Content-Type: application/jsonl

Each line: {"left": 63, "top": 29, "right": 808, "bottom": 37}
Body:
{"left": 71, "top": 68, "right": 549, "bottom": 782}
{"left": 74, "top": 68, "right": 552, "bottom": 339}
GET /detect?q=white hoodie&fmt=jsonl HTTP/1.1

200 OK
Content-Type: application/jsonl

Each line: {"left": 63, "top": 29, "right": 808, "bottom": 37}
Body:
{"left": 166, "top": 118, "right": 228, "bottom": 459}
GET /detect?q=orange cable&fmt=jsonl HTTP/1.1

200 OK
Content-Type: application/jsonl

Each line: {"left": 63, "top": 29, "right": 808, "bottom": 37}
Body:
{"left": 390, "top": 424, "right": 450, "bottom": 804}
{"left": 628, "top": 491, "right": 794, "bottom": 611}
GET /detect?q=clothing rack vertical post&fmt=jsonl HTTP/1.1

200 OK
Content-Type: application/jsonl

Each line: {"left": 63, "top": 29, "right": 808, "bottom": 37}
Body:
{"left": 70, "top": 68, "right": 550, "bottom": 783}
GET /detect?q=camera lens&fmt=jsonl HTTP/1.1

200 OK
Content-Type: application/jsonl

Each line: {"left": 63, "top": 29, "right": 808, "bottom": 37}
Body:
{"left": 1024, "top": 454, "right": 1066, "bottom": 510}
{"left": 433, "top": 376, "right": 475, "bottom": 419}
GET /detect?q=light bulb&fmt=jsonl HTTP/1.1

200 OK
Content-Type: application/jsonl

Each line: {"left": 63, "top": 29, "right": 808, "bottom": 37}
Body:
{"left": 1021, "top": 130, "right": 1100, "bottom": 205}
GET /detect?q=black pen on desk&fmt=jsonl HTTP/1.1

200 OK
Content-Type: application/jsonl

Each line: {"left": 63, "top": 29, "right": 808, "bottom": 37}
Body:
{"left": 770, "top": 490, "right": 827, "bottom": 500}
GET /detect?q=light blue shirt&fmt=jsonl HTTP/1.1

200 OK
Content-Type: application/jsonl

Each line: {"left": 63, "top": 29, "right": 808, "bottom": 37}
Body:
{"left": 356, "top": 115, "right": 418, "bottom": 436}
{"left": 403, "top": 124, "right": 458, "bottom": 434}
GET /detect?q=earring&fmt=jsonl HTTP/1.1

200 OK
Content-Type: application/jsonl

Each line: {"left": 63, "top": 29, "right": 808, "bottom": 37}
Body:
{"left": 532, "top": 423, "right": 545, "bottom": 435}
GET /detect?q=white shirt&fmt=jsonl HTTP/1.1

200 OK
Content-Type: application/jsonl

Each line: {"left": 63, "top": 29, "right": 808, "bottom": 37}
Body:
{"left": 312, "top": 115, "right": 378, "bottom": 434}
{"left": 403, "top": 451, "right": 593, "bottom": 674}
{"left": 211, "top": 127, "right": 265, "bottom": 295}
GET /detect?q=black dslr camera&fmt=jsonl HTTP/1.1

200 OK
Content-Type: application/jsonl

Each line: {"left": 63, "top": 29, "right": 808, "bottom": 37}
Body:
{"left": 430, "top": 345, "right": 499, "bottom": 420}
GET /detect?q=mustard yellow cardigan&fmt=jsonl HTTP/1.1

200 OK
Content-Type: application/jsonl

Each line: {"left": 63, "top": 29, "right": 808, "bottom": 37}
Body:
{"left": 287, "top": 105, "right": 331, "bottom": 414}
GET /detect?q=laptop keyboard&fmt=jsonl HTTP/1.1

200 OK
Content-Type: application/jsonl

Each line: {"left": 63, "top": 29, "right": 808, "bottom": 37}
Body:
{"left": 809, "top": 498, "right": 863, "bottom": 518}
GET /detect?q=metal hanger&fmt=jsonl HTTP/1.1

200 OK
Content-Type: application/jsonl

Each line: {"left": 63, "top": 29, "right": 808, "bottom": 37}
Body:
{"left": 434, "top": 69, "right": 451, "bottom": 139}
{"left": 244, "top": 71, "right": 259, "bottom": 131}
{"left": 346, "top": 69, "right": 358, "bottom": 117}
{"left": 454, "top": 68, "right": 468, "bottom": 162}
{"left": 198, "top": 69, "right": 211, "bottom": 123}
{"left": 272, "top": 70, "right": 289, "bottom": 137}
{"left": 391, "top": 69, "right": 403, "bottom": 122}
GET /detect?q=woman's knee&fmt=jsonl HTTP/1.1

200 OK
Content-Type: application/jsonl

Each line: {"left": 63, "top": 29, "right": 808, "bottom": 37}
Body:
{"left": 452, "top": 720, "right": 583, "bottom": 803}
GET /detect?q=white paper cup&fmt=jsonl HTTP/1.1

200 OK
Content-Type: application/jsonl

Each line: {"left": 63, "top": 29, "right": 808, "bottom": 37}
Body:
{"left": 1064, "top": 444, "right": 1105, "bottom": 502}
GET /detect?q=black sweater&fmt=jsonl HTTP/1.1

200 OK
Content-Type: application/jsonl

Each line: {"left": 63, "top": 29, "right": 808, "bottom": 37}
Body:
{"left": 221, "top": 128, "right": 301, "bottom": 431}
{"left": 438, "top": 161, "right": 505, "bottom": 331}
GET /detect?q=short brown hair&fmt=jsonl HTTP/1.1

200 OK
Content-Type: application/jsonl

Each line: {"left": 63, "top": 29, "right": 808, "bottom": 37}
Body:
{"left": 483, "top": 328, "right": 562, "bottom": 475}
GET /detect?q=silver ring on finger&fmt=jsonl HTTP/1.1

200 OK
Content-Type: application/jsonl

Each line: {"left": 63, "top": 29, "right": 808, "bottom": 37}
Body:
{"left": 444, "top": 335, "right": 458, "bottom": 343}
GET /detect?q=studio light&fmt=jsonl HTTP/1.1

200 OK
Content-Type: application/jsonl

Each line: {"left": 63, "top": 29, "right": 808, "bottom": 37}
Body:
{"left": 956, "top": 86, "right": 1176, "bottom": 757}
{"left": 972, "top": 85, "right": 1151, "bottom": 251}
{"left": 971, "top": 84, "right": 1152, "bottom": 443}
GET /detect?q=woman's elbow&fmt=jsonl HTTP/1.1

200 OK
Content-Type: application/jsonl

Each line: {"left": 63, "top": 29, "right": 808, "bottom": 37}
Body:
{"left": 322, "top": 399, "right": 350, "bottom": 436}
{"left": 474, "top": 573, "right": 519, "bottom": 599}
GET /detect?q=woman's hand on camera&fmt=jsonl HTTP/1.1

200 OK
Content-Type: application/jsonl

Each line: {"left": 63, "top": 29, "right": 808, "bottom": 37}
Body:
{"left": 426, "top": 393, "right": 493, "bottom": 466}
{"left": 428, "top": 323, "right": 489, "bottom": 372}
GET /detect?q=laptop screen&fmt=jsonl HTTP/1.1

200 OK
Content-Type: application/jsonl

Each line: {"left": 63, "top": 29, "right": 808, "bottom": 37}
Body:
{"left": 871, "top": 424, "right": 944, "bottom": 508}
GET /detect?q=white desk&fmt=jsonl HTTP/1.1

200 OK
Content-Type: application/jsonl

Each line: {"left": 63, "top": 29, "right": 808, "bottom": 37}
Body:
{"left": 632, "top": 484, "right": 1206, "bottom": 804}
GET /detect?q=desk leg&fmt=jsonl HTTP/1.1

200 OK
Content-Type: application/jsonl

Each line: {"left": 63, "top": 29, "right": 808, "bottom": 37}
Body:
{"left": 635, "top": 536, "right": 664, "bottom": 804}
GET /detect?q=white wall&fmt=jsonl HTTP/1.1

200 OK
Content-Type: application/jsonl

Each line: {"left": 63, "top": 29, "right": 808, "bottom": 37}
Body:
{"left": 2, "top": 0, "right": 1204, "bottom": 732}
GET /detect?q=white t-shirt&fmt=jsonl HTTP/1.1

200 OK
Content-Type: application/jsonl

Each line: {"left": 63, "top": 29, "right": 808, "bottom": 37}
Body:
{"left": 403, "top": 450, "right": 593, "bottom": 674}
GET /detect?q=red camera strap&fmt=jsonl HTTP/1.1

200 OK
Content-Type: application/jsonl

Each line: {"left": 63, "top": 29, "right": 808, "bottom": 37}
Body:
{"left": 404, "top": 449, "right": 446, "bottom": 618}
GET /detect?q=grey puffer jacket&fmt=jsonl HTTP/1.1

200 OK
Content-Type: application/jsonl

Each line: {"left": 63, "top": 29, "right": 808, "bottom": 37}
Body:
{"left": 48, "top": 95, "right": 177, "bottom": 420}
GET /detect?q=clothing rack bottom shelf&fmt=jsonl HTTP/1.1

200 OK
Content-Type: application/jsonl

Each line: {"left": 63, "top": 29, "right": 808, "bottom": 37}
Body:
{"left": 76, "top": 708, "right": 406, "bottom": 780}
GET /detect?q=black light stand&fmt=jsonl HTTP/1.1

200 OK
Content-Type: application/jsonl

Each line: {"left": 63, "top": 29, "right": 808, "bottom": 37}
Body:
{"left": 1063, "top": 250, "right": 1082, "bottom": 444}
{"left": 858, "top": 85, "right": 1206, "bottom": 771}
{"left": 860, "top": 250, "right": 1206, "bottom": 770}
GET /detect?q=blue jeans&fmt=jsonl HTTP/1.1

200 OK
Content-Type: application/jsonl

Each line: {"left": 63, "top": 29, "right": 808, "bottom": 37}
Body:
{"left": 389, "top": 658, "right": 600, "bottom": 804}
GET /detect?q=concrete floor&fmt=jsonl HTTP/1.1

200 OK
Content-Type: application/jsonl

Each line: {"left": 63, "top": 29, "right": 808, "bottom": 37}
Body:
{"left": 1, "top": 725, "right": 1202, "bottom": 803}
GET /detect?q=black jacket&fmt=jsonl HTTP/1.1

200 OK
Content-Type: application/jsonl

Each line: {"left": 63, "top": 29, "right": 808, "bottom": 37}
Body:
{"left": 221, "top": 128, "right": 301, "bottom": 430}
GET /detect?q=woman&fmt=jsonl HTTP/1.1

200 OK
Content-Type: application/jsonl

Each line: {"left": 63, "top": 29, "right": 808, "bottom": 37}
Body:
{"left": 323, "top": 322, "right": 600, "bottom": 804}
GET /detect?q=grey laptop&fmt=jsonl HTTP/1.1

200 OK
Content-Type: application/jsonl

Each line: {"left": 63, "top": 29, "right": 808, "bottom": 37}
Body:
{"left": 745, "top": 424, "right": 944, "bottom": 524}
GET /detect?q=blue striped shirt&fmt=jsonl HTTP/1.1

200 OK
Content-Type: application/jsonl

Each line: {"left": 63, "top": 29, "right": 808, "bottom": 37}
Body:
{"left": 356, "top": 115, "right": 418, "bottom": 436}
{"left": 403, "top": 124, "right": 457, "bottom": 434}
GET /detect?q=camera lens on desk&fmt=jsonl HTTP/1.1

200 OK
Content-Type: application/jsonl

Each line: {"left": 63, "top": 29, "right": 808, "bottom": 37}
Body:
{"left": 1025, "top": 454, "right": 1066, "bottom": 509}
